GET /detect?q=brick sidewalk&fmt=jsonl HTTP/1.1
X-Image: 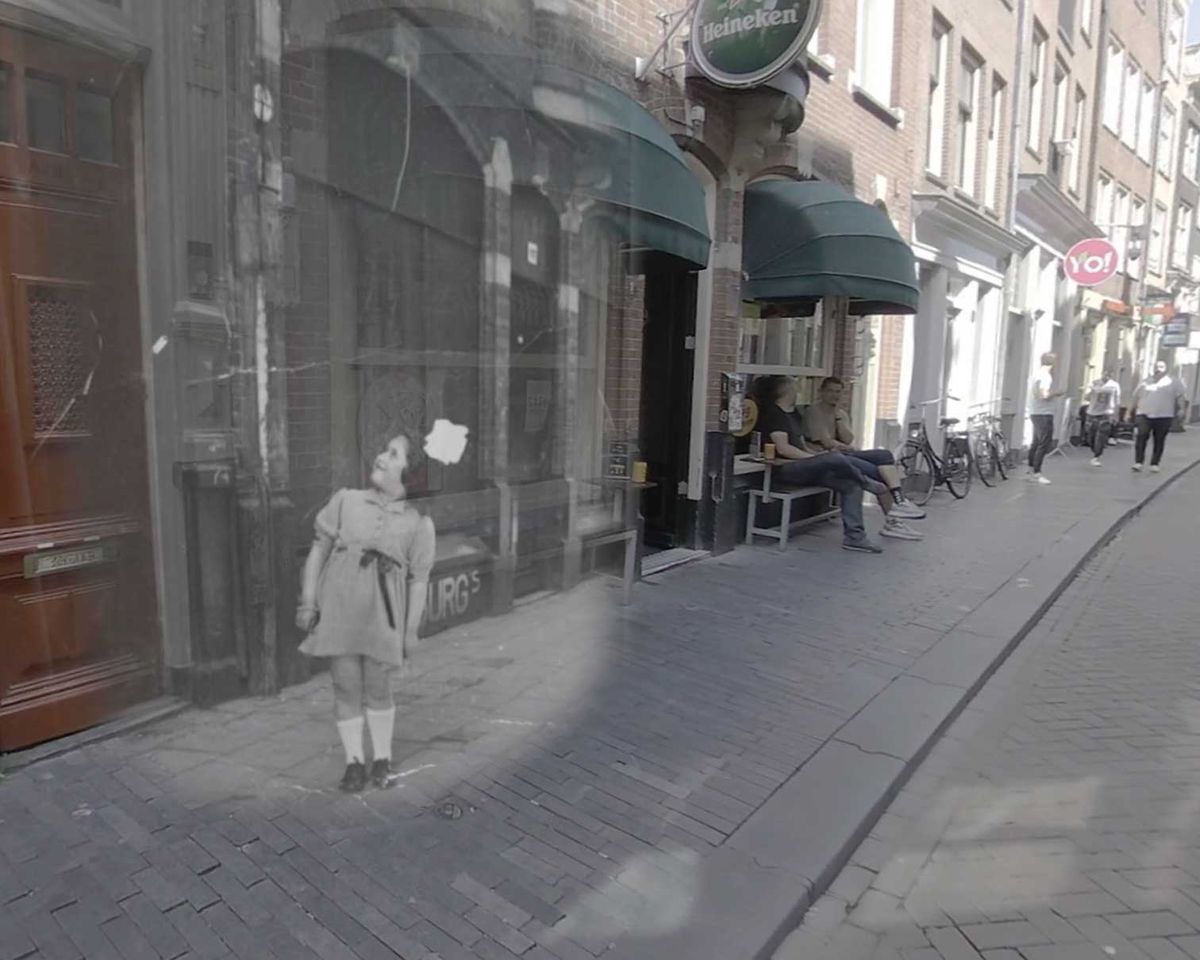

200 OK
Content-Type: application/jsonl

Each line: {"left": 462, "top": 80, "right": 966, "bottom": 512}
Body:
{"left": 3, "top": 436, "right": 1200, "bottom": 960}
{"left": 774, "top": 454, "right": 1200, "bottom": 960}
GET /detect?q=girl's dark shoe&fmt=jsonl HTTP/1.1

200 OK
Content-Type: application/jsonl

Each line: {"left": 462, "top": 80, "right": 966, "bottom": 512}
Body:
{"left": 370, "top": 759, "right": 393, "bottom": 789}
{"left": 339, "top": 761, "right": 367, "bottom": 793}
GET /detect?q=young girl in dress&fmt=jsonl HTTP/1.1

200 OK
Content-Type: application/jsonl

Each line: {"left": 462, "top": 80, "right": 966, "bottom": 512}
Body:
{"left": 295, "top": 432, "right": 436, "bottom": 792}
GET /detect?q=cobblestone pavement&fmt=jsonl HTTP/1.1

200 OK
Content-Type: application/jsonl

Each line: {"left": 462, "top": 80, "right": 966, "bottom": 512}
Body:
{"left": 774, "top": 460, "right": 1200, "bottom": 960}
{"left": 1, "top": 437, "right": 1198, "bottom": 960}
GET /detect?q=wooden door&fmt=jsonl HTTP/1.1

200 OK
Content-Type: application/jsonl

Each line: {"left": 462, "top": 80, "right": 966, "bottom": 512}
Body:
{"left": 0, "top": 27, "right": 157, "bottom": 751}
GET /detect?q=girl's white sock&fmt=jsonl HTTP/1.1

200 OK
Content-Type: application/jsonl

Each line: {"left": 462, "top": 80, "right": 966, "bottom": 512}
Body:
{"left": 336, "top": 716, "right": 365, "bottom": 764}
{"left": 366, "top": 707, "right": 395, "bottom": 762}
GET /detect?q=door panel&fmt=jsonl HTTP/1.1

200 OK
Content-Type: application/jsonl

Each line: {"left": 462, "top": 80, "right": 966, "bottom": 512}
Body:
{"left": 0, "top": 27, "right": 156, "bottom": 751}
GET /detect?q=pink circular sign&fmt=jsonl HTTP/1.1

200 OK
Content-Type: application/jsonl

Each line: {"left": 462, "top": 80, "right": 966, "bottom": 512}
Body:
{"left": 1064, "top": 237, "right": 1119, "bottom": 286}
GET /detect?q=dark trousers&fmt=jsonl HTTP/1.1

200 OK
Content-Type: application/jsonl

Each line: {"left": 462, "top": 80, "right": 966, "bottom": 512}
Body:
{"left": 1088, "top": 416, "right": 1114, "bottom": 458}
{"left": 774, "top": 453, "right": 868, "bottom": 544}
{"left": 1028, "top": 414, "right": 1055, "bottom": 473}
{"left": 1135, "top": 415, "right": 1173, "bottom": 466}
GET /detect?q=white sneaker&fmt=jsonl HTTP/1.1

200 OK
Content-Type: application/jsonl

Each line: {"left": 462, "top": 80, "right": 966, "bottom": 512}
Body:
{"left": 1090, "top": 458, "right": 1102, "bottom": 467}
{"left": 889, "top": 499, "right": 927, "bottom": 520}
{"left": 1132, "top": 463, "right": 1144, "bottom": 472}
{"left": 1034, "top": 474, "right": 1052, "bottom": 485}
{"left": 1151, "top": 464, "right": 1161, "bottom": 473}
{"left": 882, "top": 518, "right": 924, "bottom": 540}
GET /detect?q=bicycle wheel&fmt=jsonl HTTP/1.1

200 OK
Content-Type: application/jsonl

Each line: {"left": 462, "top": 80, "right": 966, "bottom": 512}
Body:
{"left": 898, "top": 440, "right": 936, "bottom": 506}
{"left": 992, "top": 433, "right": 1010, "bottom": 479}
{"left": 974, "top": 437, "right": 997, "bottom": 486}
{"left": 942, "top": 437, "right": 972, "bottom": 499}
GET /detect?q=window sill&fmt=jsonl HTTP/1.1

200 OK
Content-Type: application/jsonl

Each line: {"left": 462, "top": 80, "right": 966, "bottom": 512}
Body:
{"left": 1026, "top": 146, "right": 1043, "bottom": 162}
{"left": 852, "top": 85, "right": 904, "bottom": 127}
{"left": 925, "top": 171, "right": 950, "bottom": 190}
{"left": 806, "top": 51, "right": 835, "bottom": 80}
{"left": 1058, "top": 26, "right": 1075, "bottom": 54}
{"left": 953, "top": 187, "right": 980, "bottom": 207}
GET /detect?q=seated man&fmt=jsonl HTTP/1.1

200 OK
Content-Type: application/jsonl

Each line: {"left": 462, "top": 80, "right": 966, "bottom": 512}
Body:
{"left": 801, "top": 376, "right": 925, "bottom": 521}
{"left": 756, "top": 376, "right": 922, "bottom": 552}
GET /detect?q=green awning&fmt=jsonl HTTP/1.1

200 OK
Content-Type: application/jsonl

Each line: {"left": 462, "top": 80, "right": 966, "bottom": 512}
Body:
{"left": 532, "top": 66, "right": 711, "bottom": 271}
{"left": 743, "top": 180, "right": 919, "bottom": 314}
{"left": 324, "top": 22, "right": 711, "bottom": 270}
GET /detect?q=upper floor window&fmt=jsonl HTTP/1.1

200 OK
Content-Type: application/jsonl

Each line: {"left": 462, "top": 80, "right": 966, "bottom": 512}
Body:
{"left": 1103, "top": 42, "right": 1122, "bottom": 133}
{"left": 1069, "top": 87, "right": 1086, "bottom": 194}
{"left": 1159, "top": 103, "right": 1177, "bottom": 177}
{"left": 1121, "top": 58, "right": 1140, "bottom": 149}
{"left": 856, "top": 0, "right": 896, "bottom": 107}
{"left": 985, "top": 77, "right": 1006, "bottom": 210}
{"left": 1058, "top": 0, "right": 1076, "bottom": 40}
{"left": 1137, "top": 76, "right": 1155, "bottom": 162}
{"left": 958, "top": 49, "right": 983, "bottom": 195}
{"left": 1173, "top": 202, "right": 1194, "bottom": 270}
{"left": 926, "top": 18, "right": 951, "bottom": 177}
{"left": 1080, "top": 0, "right": 1093, "bottom": 39}
{"left": 1168, "top": 4, "right": 1185, "bottom": 78}
{"left": 1028, "top": 25, "right": 1047, "bottom": 151}
{"left": 1185, "top": 123, "right": 1200, "bottom": 182}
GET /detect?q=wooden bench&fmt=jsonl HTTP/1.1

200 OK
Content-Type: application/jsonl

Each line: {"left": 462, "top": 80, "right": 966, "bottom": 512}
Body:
{"left": 742, "top": 457, "right": 840, "bottom": 550}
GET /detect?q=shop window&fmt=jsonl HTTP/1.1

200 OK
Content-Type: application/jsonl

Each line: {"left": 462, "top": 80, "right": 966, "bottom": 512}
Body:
{"left": 0, "top": 65, "right": 10, "bottom": 143}
{"left": 76, "top": 87, "right": 114, "bottom": 164}
{"left": 737, "top": 302, "right": 833, "bottom": 400}
{"left": 26, "top": 72, "right": 66, "bottom": 154}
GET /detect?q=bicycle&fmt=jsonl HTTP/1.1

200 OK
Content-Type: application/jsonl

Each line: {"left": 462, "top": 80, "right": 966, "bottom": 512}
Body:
{"left": 898, "top": 397, "right": 973, "bottom": 504}
{"left": 968, "top": 406, "right": 1011, "bottom": 487}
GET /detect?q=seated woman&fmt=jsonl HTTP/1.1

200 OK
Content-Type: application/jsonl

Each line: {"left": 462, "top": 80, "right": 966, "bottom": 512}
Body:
{"left": 754, "top": 376, "right": 922, "bottom": 551}
{"left": 801, "top": 376, "right": 925, "bottom": 521}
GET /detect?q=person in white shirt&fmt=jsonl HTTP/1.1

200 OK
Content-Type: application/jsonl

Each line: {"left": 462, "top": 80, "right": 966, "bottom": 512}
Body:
{"left": 1085, "top": 372, "right": 1121, "bottom": 467}
{"left": 1130, "top": 359, "right": 1187, "bottom": 473}
{"left": 1027, "top": 352, "right": 1064, "bottom": 484}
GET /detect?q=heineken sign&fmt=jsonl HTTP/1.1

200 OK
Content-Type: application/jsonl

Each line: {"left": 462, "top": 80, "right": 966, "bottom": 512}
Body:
{"left": 691, "top": 0, "right": 822, "bottom": 89}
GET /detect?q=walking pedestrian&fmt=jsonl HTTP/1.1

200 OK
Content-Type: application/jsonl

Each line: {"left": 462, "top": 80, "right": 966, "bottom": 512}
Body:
{"left": 295, "top": 433, "right": 436, "bottom": 793}
{"left": 1131, "top": 359, "right": 1187, "bottom": 473}
{"left": 1086, "top": 371, "right": 1120, "bottom": 467}
{"left": 1026, "top": 352, "right": 1064, "bottom": 484}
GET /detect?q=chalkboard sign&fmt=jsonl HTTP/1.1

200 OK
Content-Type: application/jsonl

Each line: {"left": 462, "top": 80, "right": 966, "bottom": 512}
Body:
{"left": 606, "top": 441, "right": 637, "bottom": 479}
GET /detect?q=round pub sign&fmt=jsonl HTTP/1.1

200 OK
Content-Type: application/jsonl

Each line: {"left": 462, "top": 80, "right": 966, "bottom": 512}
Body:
{"left": 691, "top": 0, "right": 823, "bottom": 88}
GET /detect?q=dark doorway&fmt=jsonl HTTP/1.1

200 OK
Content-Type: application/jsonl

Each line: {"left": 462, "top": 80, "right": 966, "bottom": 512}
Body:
{"left": 639, "top": 272, "right": 698, "bottom": 550}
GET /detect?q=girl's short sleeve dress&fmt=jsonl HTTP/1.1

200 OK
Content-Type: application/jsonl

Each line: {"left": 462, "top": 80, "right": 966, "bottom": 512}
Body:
{"left": 299, "top": 488, "right": 436, "bottom": 668}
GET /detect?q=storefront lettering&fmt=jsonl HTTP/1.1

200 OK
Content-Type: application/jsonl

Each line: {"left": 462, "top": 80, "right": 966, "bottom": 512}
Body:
{"left": 424, "top": 569, "right": 483, "bottom": 625}
{"left": 701, "top": 7, "right": 799, "bottom": 43}
{"left": 691, "top": 0, "right": 821, "bottom": 89}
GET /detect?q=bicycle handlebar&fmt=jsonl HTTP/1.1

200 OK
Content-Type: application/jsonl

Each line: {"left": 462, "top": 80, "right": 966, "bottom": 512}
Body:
{"left": 917, "top": 395, "right": 960, "bottom": 407}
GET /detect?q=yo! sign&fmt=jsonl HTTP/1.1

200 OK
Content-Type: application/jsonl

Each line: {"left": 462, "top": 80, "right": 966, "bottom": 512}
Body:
{"left": 1064, "top": 238, "right": 1119, "bottom": 286}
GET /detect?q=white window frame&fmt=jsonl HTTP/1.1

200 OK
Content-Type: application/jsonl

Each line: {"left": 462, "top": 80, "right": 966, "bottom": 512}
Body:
{"left": 1159, "top": 102, "right": 1177, "bottom": 177}
{"left": 1137, "top": 76, "right": 1155, "bottom": 161}
{"left": 1028, "top": 26, "right": 1047, "bottom": 152}
{"left": 1113, "top": 186, "right": 1130, "bottom": 272}
{"left": 1174, "top": 202, "right": 1193, "bottom": 271}
{"left": 1080, "top": 0, "right": 1093, "bottom": 39}
{"left": 1103, "top": 42, "right": 1122, "bottom": 133}
{"left": 1186, "top": 123, "right": 1200, "bottom": 183}
{"left": 1069, "top": 87, "right": 1085, "bottom": 193}
{"left": 985, "top": 78, "right": 1005, "bottom": 210}
{"left": 926, "top": 19, "right": 950, "bottom": 177}
{"left": 855, "top": 0, "right": 896, "bottom": 107}
{"left": 1168, "top": 4, "right": 1184, "bottom": 79}
{"left": 1149, "top": 201, "right": 1167, "bottom": 274}
{"left": 1121, "top": 59, "right": 1139, "bottom": 150}
{"left": 958, "top": 50, "right": 982, "bottom": 196}
{"left": 1096, "top": 173, "right": 1114, "bottom": 235}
